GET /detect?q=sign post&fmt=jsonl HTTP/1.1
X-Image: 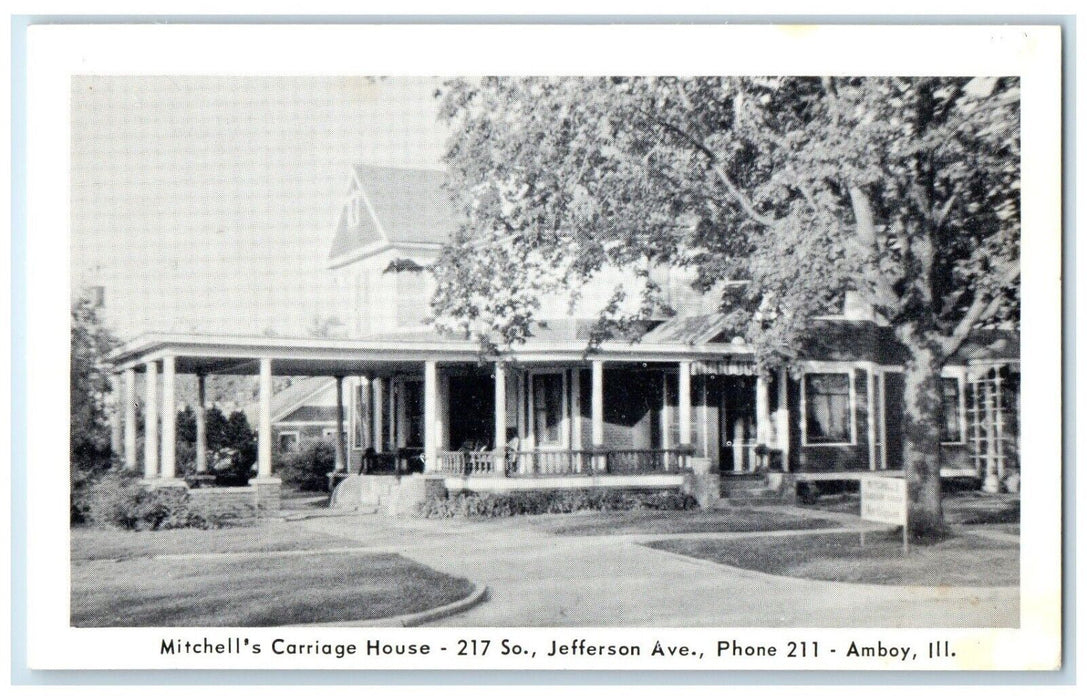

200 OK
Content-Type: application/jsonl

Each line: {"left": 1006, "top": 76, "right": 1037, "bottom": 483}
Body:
{"left": 860, "top": 476, "right": 910, "bottom": 555}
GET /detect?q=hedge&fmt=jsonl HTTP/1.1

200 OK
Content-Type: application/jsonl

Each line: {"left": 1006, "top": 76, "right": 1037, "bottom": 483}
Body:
{"left": 417, "top": 488, "right": 698, "bottom": 518}
{"left": 82, "top": 471, "right": 254, "bottom": 530}
{"left": 275, "top": 440, "right": 336, "bottom": 492}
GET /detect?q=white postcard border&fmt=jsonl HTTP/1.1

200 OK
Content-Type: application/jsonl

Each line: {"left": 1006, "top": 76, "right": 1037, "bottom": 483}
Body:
{"left": 24, "top": 23, "right": 1063, "bottom": 672}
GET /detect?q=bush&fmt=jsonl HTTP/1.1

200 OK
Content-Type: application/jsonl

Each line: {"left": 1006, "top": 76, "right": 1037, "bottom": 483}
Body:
{"left": 82, "top": 470, "right": 253, "bottom": 530}
{"left": 417, "top": 488, "right": 698, "bottom": 519}
{"left": 276, "top": 440, "right": 336, "bottom": 492}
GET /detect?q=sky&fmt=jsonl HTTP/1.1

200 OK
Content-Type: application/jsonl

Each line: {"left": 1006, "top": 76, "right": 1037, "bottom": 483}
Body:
{"left": 70, "top": 76, "right": 449, "bottom": 341}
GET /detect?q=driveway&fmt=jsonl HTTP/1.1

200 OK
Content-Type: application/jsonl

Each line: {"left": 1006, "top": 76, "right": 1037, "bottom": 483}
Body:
{"left": 296, "top": 512, "right": 1019, "bottom": 628}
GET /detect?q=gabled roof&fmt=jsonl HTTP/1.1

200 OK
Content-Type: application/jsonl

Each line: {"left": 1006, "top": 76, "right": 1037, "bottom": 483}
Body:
{"left": 327, "top": 165, "right": 456, "bottom": 267}
{"left": 242, "top": 377, "right": 336, "bottom": 426}
{"left": 641, "top": 314, "right": 735, "bottom": 345}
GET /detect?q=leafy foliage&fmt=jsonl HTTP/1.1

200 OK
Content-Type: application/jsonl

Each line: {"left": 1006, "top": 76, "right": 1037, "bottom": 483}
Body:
{"left": 275, "top": 440, "right": 336, "bottom": 492}
{"left": 417, "top": 488, "right": 698, "bottom": 518}
{"left": 71, "top": 296, "right": 120, "bottom": 522}
{"left": 434, "top": 77, "right": 1019, "bottom": 362}
{"left": 432, "top": 77, "right": 1020, "bottom": 527}
{"left": 82, "top": 470, "right": 254, "bottom": 530}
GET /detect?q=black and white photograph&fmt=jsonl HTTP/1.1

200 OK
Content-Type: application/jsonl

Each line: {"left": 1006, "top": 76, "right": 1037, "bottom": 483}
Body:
{"left": 20, "top": 22, "right": 1063, "bottom": 674}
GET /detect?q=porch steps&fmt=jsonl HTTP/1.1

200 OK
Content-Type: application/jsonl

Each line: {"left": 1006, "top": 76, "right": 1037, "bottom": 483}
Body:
{"left": 718, "top": 474, "right": 783, "bottom": 506}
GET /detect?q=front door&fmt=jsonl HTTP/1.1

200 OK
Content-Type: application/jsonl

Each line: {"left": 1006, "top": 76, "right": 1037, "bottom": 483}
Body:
{"left": 719, "top": 375, "right": 758, "bottom": 473}
{"left": 447, "top": 374, "right": 495, "bottom": 450}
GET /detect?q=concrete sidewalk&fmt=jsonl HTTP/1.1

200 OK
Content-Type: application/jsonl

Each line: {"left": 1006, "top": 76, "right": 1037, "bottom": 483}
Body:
{"left": 296, "top": 513, "right": 1019, "bottom": 628}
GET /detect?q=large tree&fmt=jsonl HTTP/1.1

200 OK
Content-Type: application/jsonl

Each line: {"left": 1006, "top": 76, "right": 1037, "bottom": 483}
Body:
{"left": 432, "top": 77, "right": 1020, "bottom": 532}
{"left": 71, "top": 295, "right": 119, "bottom": 475}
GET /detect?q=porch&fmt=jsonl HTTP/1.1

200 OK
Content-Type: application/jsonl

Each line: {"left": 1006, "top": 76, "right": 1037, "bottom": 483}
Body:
{"left": 104, "top": 333, "right": 773, "bottom": 499}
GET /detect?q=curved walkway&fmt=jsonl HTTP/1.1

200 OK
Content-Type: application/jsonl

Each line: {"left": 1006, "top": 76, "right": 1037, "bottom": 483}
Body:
{"left": 296, "top": 513, "right": 1018, "bottom": 628}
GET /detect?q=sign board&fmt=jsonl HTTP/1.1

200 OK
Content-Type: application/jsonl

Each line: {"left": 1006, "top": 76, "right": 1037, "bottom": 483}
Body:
{"left": 860, "top": 476, "right": 908, "bottom": 525}
{"left": 860, "top": 475, "right": 910, "bottom": 554}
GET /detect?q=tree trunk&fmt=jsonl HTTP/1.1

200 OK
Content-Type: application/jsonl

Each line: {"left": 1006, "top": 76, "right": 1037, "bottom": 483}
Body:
{"left": 899, "top": 335, "right": 946, "bottom": 535}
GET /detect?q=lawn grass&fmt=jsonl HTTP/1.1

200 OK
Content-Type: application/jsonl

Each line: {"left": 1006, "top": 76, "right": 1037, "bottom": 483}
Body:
{"left": 71, "top": 550, "right": 474, "bottom": 626}
{"left": 71, "top": 520, "right": 362, "bottom": 562}
{"left": 279, "top": 487, "right": 330, "bottom": 511}
{"left": 647, "top": 530, "right": 1018, "bottom": 587}
{"left": 798, "top": 490, "right": 1020, "bottom": 526}
{"left": 531, "top": 508, "right": 841, "bottom": 536}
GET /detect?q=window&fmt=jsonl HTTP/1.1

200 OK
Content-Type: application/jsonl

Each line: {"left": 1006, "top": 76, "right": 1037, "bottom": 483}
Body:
{"left": 940, "top": 377, "right": 965, "bottom": 443}
{"left": 322, "top": 428, "right": 347, "bottom": 445}
{"left": 400, "top": 380, "right": 425, "bottom": 447}
{"left": 532, "top": 373, "right": 564, "bottom": 446}
{"left": 346, "top": 193, "right": 363, "bottom": 227}
{"left": 804, "top": 373, "right": 853, "bottom": 444}
{"left": 277, "top": 431, "right": 299, "bottom": 452}
{"left": 395, "top": 271, "right": 429, "bottom": 328}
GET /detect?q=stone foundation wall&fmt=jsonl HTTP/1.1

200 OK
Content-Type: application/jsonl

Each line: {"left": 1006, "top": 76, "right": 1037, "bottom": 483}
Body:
{"left": 187, "top": 486, "right": 256, "bottom": 510}
{"left": 250, "top": 477, "right": 283, "bottom": 513}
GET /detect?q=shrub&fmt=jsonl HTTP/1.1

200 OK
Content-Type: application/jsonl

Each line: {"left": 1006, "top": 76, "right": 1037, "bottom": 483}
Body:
{"left": 83, "top": 469, "right": 147, "bottom": 529}
{"left": 277, "top": 440, "right": 336, "bottom": 492}
{"left": 82, "top": 470, "right": 253, "bottom": 530}
{"left": 417, "top": 488, "right": 698, "bottom": 519}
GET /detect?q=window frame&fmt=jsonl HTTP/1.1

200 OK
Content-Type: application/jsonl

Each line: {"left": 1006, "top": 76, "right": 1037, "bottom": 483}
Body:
{"left": 800, "top": 368, "right": 857, "bottom": 447}
{"left": 345, "top": 193, "right": 363, "bottom": 227}
{"left": 277, "top": 430, "right": 300, "bottom": 453}
{"left": 939, "top": 373, "right": 967, "bottom": 445}
{"left": 528, "top": 369, "right": 568, "bottom": 450}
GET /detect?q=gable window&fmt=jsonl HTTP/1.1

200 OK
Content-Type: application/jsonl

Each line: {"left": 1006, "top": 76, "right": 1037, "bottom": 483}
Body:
{"left": 804, "top": 373, "right": 853, "bottom": 444}
{"left": 940, "top": 377, "right": 965, "bottom": 443}
{"left": 532, "top": 373, "right": 564, "bottom": 447}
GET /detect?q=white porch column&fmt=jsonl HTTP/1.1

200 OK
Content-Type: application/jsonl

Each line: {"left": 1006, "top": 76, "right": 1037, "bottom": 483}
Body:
{"left": 372, "top": 377, "right": 384, "bottom": 451}
{"left": 110, "top": 375, "right": 123, "bottom": 456}
{"left": 591, "top": 360, "right": 605, "bottom": 472}
{"left": 591, "top": 360, "right": 604, "bottom": 447}
{"left": 257, "top": 357, "right": 273, "bottom": 478}
{"left": 143, "top": 361, "right": 158, "bottom": 479}
{"left": 195, "top": 374, "right": 208, "bottom": 473}
{"left": 494, "top": 362, "right": 507, "bottom": 452}
{"left": 776, "top": 367, "right": 790, "bottom": 472}
{"left": 755, "top": 372, "right": 771, "bottom": 447}
{"left": 660, "top": 373, "right": 672, "bottom": 450}
{"left": 570, "top": 368, "right": 582, "bottom": 450}
{"left": 879, "top": 371, "right": 889, "bottom": 472}
{"left": 333, "top": 376, "right": 347, "bottom": 472}
{"left": 160, "top": 355, "right": 177, "bottom": 479}
{"left": 423, "top": 360, "right": 438, "bottom": 472}
{"left": 678, "top": 360, "right": 692, "bottom": 448}
{"left": 123, "top": 368, "right": 137, "bottom": 469}
{"left": 866, "top": 366, "right": 877, "bottom": 471}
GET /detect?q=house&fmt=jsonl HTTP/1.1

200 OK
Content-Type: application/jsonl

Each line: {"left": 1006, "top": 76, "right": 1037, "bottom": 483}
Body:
{"left": 242, "top": 377, "right": 348, "bottom": 455}
{"left": 105, "top": 164, "right": 1020, "bottom": 511}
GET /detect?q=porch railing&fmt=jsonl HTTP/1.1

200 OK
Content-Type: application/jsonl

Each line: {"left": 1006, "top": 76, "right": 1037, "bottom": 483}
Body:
{"left": 434, "top": 448, "right": 690, "bottom": 478}
{"left": 605, "top": 448, "right": 688, "bottom": 474}
{"left": 434, "top": 450, "right": 503, "bottom": 477}
{"left": 511, "top": 450, "right": 594, "bottom": 476}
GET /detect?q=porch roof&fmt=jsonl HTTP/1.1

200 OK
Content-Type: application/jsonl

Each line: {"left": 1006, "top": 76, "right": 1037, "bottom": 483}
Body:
{"left": 105, "top": 330, "right": 754, "bottom": 376}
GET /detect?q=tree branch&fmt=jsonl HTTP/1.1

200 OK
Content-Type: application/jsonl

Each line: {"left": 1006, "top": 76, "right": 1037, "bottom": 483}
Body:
{"left": 940, "top": 261, "right": 1021, "bottom": 357}
{"left": 637, "top": 105, "right": 780, "bottom": 229}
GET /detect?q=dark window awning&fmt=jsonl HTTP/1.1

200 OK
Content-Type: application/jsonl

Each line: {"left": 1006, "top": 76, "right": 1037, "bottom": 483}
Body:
{"left": 691, "top": 359, "right": 757, "bottom": 376}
